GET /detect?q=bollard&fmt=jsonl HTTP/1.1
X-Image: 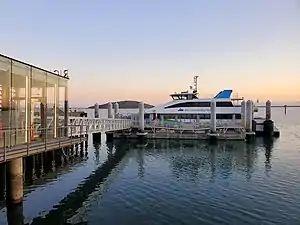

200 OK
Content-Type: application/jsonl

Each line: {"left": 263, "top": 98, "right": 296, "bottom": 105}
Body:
{"left": 208, "top": 99, "right": 218, "bottom": 144}
{"left": 139, "top": 102, "right": 144, "bottom": 132}
{"left": 114, "top": 102, "right": 119, "bottom": 118}
{"left": 246, "top": 100, "right": 253, "bottom": 132}
{"left": 241, "top": 100, "right": 246, "bottom": 128}
{"left": 245, "top": 100, "right": 255, "bottom": 142}
{"left": 210, "top": 99, "right": 216, "bottom": 133}
{"left": 107, "top": 102, "right": 113, "bottom": 118}
{"left": 263, "top": 100, "right": 274, "bottom": 138}
{"left": 266, "top": 100, "right": 271, "bottom": 120}
{"left": 94, "top": 103, "right": 99, "bottom": 118}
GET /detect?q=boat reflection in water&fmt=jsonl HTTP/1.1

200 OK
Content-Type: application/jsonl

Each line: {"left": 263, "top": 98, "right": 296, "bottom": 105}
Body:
{"left": 136, "top": 138, "right": 274, "bottom": 182}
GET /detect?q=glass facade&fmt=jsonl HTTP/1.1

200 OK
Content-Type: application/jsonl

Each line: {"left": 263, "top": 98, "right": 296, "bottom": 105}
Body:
{"left": 0, "top": 54, "right": 68, "bottom": 147}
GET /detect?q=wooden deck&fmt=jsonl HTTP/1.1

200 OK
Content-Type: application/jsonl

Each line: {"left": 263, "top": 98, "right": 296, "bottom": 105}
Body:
{"left": 0, "top": 136, "right": 87, "bottom": 162}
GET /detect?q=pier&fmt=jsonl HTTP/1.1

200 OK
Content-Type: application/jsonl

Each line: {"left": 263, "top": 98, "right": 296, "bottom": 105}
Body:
{"left": 0, "top": 54, "right": 132, "bottom": 208}
{"left": 0, "top": 53, "right": 281, "bottom": 212}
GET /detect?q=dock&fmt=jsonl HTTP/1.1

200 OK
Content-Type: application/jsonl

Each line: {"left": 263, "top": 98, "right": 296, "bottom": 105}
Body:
{"left": 0, "top": 53, "right": 132, "bottom": 206}
{"left": 119, "top": 100, "right": 280, "bottom": 142}
{"left": 0, "top": 53, "right": 282, "bottom": 209}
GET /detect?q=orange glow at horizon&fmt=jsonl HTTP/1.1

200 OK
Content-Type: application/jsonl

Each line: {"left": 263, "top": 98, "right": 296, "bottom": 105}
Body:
{"left": 69, "top": 85, "right": 299, "bottom": 106}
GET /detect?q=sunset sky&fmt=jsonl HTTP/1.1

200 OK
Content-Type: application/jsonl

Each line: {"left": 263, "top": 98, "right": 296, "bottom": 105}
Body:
{"left": 0, "top": 0, "right": 299, "bottom": 106}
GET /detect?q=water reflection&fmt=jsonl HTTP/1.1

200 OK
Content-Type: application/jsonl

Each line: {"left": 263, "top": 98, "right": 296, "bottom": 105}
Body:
{"left": 263, "top": 137, "right": 274, "bottom": 176}
{"left": 28, "top": 140, "right": 129, "bottom": 225}
{"left": 0, "top": 137, "right": 277, "bottom": 225}
{"left": 6, "top": 203, "right": 24, "bottom": 225}
{"left": 0, "top": 142, "right": 89, "bottom": 225}
{"left": 136, "top": 144, "right": 145, "bottom": 178}
{"left": 92, "top": 138, "right": 101, "bottom": 165}
{"left": 140, "top": 139, "right": 274, "bottom": 182}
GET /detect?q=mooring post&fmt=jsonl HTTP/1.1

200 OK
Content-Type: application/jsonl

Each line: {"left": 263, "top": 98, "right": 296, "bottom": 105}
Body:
{"left": 139, "top": 101, "right": 145, "bottom": 132}
{"left": 0, "top": 163, "right": 6, "bottom": 201}
{"left": 208, "top": 99, "right": 217, "bottom": 143}
{"left": 245, "top": 100, "right": 255, "bottom": 142}
{"left": 284, "top": 104, "right": 287, "bottom": 115}
{"left": 246, "top": 100, "right": 253, "bottom": 132}
{"left": 241, "top": 100, "right": 246, "bottom": 128}
{"left": 94, "top": 103, "right": 99, "bottom": 118}
{"left": 266, "top": 100, "right": 271, "bottom": 120}
{"left": 263, "top": 100, "right": 274, "bottom": 138}
{"left": 114, "top": 102, "right": 119, "bottom": 118}
{"left": 210, "top": 99, "right": 216, "bottom": 133}
{"left": 6, "top": 158, "right": 23, "bottom": 204}
{"left": 107, "top": 102, "right": 113, "bottom": 119}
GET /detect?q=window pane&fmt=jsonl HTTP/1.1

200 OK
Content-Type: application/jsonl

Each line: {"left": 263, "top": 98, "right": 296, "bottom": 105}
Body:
{"left": 11, "top": 60, "right": 31, "bottom": 145}
{"left": 0, "top": 56, "right": 11, "bottom": 147}
{"left": 31, "top": 68, "right": 47, "bottom": 140}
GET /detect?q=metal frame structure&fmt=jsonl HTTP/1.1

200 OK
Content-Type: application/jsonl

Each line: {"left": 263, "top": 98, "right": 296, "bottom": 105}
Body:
{"left": 33, "top": 116, "right": 132, "bottom": 137}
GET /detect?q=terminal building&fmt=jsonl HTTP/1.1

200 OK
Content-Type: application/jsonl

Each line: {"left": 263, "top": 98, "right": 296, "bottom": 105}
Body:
{"left": 0, "top": 54, "right": 69, "bottom": 147}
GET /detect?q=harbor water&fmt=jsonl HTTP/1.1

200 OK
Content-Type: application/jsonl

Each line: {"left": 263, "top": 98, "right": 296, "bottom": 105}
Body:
{"left": 0, "top": 107, "right": 300, "bottom": 225}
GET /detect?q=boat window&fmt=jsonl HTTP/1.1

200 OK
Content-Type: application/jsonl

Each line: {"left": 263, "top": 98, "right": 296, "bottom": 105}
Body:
{"left": 235, "top": 114, "right": 241, "bottom": 119}
{"left": 152, "top": 113, "right": 241, "bottom": 120}
{"left": 165, "top": 102, "right": 210, "bottom": 109}
{"left": 216, "top": 102, "right": 233, "bottom": 107}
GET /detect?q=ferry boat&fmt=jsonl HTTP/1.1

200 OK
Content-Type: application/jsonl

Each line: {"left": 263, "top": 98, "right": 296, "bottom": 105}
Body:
{"left": 144, "top": 76, "right": 244, "bottom": 124}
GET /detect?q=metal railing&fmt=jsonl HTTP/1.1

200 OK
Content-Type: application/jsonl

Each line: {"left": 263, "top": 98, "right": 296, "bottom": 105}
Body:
{"left": 131, "top": 119, "right": 244, "bottom": 131}
{"left": 0, "top": 125, "right": 88, "bottom": 162}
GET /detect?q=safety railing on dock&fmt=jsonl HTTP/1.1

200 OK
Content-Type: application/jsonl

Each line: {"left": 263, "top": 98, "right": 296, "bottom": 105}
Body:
{"left": 131, "top": 119, "right": 245, "bottom": 131}
{"left": 0, "top": 125, "right": 88, "bottom": 162}
{"left": 32, "top": 116, "right": 132, "bottom": 136}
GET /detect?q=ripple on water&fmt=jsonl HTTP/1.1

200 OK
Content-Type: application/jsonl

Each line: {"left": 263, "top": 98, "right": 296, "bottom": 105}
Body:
{"left": 85, "top": 138, "right": 300, "bottom": 225}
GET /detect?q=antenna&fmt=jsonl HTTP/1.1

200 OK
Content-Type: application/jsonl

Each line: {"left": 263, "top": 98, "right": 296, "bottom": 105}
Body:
{"left": 193, "top": 76, "right": 199, "bottom": 94}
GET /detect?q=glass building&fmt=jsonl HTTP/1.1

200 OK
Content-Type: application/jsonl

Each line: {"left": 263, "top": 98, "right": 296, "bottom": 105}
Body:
{"left": 0, "top": 54, "right": 69, "bottom": 147}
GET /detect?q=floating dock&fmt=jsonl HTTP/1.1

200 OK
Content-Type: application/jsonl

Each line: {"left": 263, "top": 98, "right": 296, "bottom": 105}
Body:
{"left": 110, "top": 100, "right": 280, "bottom": 142}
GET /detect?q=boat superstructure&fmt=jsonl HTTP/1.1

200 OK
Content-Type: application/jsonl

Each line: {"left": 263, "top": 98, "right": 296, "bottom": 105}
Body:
{"left": 144, "top": 76, "right": 244, "bottom": 123}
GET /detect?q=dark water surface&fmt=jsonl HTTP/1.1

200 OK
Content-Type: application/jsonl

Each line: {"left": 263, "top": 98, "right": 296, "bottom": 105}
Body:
{"left": 0, "top": 107, "right": 300, "bottom": 225}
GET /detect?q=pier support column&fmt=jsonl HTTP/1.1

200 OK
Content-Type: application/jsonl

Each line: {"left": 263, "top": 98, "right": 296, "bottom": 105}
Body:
{"left": 114, "top": 102, "right": 119, "bottom": 118}
{"left": 107, "top": 102, "right": 113, "bottom": 119}
{"left": 6, "top": 158, "right": 23, "bottom": 204}
{"left": 139, "top": 102, "right": 144, "bottom": 132}
{"left": 208, "top": 99, "right": 218, "bottom": 143}
{"left": 94, "top": 103, "right": 99, "bottom": 118}
{"left": 0, "top": 163, "right": 6, "bottom": 201}
{"left": 245, "top": 100, "right": 255, "bottom": 143}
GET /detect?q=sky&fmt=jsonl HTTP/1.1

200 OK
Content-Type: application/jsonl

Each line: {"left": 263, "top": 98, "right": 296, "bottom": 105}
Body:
{"left": 0, "top": 0, "right": 299, "bottom": 106}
